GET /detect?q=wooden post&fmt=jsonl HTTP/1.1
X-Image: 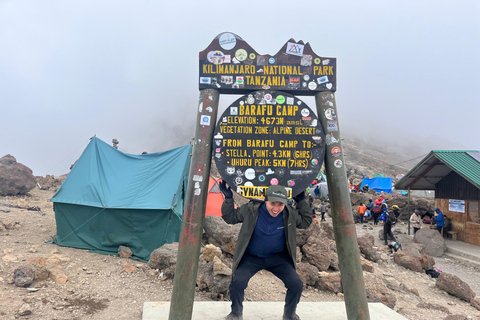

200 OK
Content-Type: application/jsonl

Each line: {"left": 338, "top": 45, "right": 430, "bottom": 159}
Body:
{"left": 407, "top": 187, "right": 411, "bottom": 235}
{"left": 168, "top": 89, "right": 219, "bottom": 320}
{"left": 315, "top": 92, "right": 370, "bottom": 320}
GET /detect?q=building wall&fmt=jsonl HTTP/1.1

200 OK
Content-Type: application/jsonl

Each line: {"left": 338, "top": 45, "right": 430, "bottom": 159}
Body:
{"left": 435, "top": 172, "right": 480, "bottom": 245}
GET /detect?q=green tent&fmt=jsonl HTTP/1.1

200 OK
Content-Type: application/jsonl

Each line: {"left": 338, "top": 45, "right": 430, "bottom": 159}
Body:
{"left": 50, "top": 137, "right": 191, "bottom": 261}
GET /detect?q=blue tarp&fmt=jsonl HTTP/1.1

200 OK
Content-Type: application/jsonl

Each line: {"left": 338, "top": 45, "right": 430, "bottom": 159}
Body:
{"left": 49, "top": 137, "right": 192, "bottom": 261}
{"left": 361, "top": 177, "right": 393, "bottom": 194}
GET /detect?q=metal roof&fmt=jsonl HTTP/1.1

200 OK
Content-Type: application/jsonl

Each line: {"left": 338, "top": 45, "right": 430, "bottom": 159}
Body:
{"left": 394, "top": 150, "right": 480, "bottom": 190}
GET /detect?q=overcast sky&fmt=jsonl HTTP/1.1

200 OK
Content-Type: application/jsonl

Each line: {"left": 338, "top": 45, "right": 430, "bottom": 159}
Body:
{"left": 1, "top": 0, "right": 479, "bottom": 176}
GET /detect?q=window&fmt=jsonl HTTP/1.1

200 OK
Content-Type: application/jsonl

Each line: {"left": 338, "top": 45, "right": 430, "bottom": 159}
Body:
{"left": 468, "top": 201, "right": 480, "bottom": 224}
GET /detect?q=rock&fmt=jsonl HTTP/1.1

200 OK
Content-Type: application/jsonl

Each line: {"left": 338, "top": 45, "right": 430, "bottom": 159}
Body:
{"left": 414, "top": 228, "right": 446, "bottom": 257}
{"left": 302, "top": 236, "right": 332, "bottom": 271}
{"left": 357, "top": 233, "right": 379, "bottom": 262}
{"left": 444, "top": 316, "right": 468, "bottom": 320}
{"left": 471, "top": 298, "right": 480, "bottom": 311}
{"left": 122, "top": 263, "right": 137, "bottom": 273}
{"left": 296, "top": 246, "right": 302, "bottom": 263}
{"left": 196, "top": 256, "right": 230, "bottom": 298}
{"left": 36, "top": 174, "right": 65, "bottom": 190}
{"left": 147, "top": 243, "right": 179, "bottom": 278}
{"left": 436, "top": 272, "right": 475, "bottom": 302}
{"left": 213, "top": 256, "right": 232, "bottom": 276}
{"left": 0, "top": 155, "right": 35, "bottom": 195}
{"left": 118, "top": 246, "right": 133, "bottom": 258}
{"left": 360, "top": 256, "right": 375, "bottom": 273}
{"left": 48, "top": 266, "right": 67, "bottom": 284}
{"left": 203, "top": 216, "right": 241, "bottom": 255}
{"left": 203, "top": 244, "right": 222, "bottom": 262}
{"left": 416, "top": 302, "right": 451, "bottom": 314}
{"left": 316, "top": 272, "right": 342, "bottom": 294}
{"left": 14, "top": 265, "right": 35, "bottom": 287}
{"left": 393, "top": 251, "right": 423, "bottom": 272}
{"left": 363, "top": 272, "right": 397, "bottom": 309}
{"left": 18, "top": 303, "right": 32, "bottom": 316}
{"left": 2, "top": 221, "right": 19, "bottom": 230}
{"left": 296, "top": 262, "right": 319, "bottom": 287}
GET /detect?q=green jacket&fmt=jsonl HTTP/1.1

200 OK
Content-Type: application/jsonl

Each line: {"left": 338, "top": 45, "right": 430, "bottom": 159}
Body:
{"left": 221, "top": 197, "right": 312, "bottom": 274}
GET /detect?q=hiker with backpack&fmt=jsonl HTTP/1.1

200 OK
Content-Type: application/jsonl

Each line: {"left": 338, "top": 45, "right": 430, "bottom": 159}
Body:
{"left": 383, "top": 210, "right": 397, "bottom": 245}
{"left": 372, "top": 197, "right": 383, "bottom": 225}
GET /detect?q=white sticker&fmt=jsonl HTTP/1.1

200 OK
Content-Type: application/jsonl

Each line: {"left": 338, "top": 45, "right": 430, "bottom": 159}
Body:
{"left": 317, "top": 76, "right": 329, "bottom": 84}
{"left": 286, "top": 97, "right": 294, "bottom": 105}
{"left": 219, "top": 33, "right": 237, "bottom": 50}
{"left": 200, "top": 77, "right": 211, "bottom": 84}
{"left": 245, "top": 168, "right": 256, "bottom": 180}
{"left": 308, "top": 82, "right": 317, "bottom": 90}
{"left": 194, "top": 188, "right": 201, "bottom": 196}
{"left": 193, "top": 175, "right": 203, "bottom": 182}
{"left": 286, "top": 42, "right": 304, "bottom": 56}
{"left": 334, "top": 159, "right": 342, "bottom": 168}
{"left": 301, "top": 108, "right": 310, "bottom": 117}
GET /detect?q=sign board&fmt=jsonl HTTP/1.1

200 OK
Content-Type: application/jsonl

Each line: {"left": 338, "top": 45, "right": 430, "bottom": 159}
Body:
{"left": 199, "top": 32, "right": 337, "bottom": 95}
{"left": 213, "top": 90, "right": 326, "bottom": 198}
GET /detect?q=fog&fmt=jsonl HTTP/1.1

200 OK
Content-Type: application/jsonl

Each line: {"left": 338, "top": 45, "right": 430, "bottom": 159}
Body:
{"left": 1, "top": 0, "right": 479, "bottom": 176}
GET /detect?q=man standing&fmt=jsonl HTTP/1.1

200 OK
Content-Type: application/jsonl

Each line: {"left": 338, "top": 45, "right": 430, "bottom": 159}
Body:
{"left": 410, "top": 210, "right": 422, "bottom": 234}
{"left": 434, "top": 208, "right": 445, "bottom": 234}
{"left": 383, "top": 210, "right": 397, "bottom": 245}
{"left": 320, "top": 202, "right": 327, "bottom": 222}
{"left": 314, "top": 185, "right": 320, "bottom": 198}
{"left": 219, "top": 181, "right": 312, "bottom": 320}
{"left": 356, "top": 202, "right": 367, "bottom": 224}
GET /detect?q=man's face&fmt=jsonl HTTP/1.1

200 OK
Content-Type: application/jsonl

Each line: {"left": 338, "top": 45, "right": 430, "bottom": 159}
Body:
{"left": 265, "top": 201, "right": 285, "bottom": 217}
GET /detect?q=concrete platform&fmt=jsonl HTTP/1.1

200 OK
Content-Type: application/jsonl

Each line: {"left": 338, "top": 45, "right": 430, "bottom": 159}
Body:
{"left": 445, "top": 239, "right": 480, "bottom": 264}
{"left": 143, "top": 301, "right": 408, "bottom": 320}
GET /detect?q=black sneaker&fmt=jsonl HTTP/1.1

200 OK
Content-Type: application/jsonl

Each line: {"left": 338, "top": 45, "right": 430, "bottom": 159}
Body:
{"left": 225, "top": 312, "right": 243, "bottom": 320}
{"left": 283, "top": 314, "right": 301, "bottom": 320}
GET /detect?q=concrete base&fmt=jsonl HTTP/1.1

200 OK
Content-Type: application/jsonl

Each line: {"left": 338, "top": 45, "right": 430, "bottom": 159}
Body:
{"left": 143, "top": 301, "right": 407, "bottom": 320}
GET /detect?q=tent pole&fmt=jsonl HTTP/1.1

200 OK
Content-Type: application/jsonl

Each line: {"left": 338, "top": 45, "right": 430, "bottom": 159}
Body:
{"left": 315, "top": 92, "right": 370, "bottom": 320}
{"left": 169, "top": 89, "right": 220, "bottom": 320}
{"left": 407, "top": 187, "right": 411, "bottom": 235}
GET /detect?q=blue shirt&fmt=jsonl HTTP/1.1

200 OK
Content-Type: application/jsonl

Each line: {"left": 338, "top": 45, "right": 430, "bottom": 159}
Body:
{"left": 435, "top": 211, "right": 445, "bottom": 227}
{"left": 246, "top": 203, "right": 286, "bottom": 258}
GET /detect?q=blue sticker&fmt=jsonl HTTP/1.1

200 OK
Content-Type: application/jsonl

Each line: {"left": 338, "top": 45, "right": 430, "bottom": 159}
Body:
{"left": 258, "top": 175, "right": 266, "bottom": 182}
{"left": 269, "top": 57, "right": 275, "bottom": 64}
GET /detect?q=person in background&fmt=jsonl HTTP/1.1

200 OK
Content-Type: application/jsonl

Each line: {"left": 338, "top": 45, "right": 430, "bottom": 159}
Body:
{"left": 314, "top": 185, "right": 320, "bottom": 198}
{"left": 383, "top": 210, "right": 397, "bottom": 245}
{"left": 219, "top": 182, "right": 312, "bottom": 320}
{"left": 434, "top": 208, "right": 445, "bottom": 233}
{"left": 422, "top": 211, "right": 434, "bottom": 224}
{"left": 366, "top": 199, "right": 374, "bottom": 216}
{"left": 410, "top": 209, "right": 422, "bottom": 234}
{"left": 392, "top": 205, "right": 400, "bottom": 219}
{"left": 443, "top": 214, "right": 452, "bottom": 236}
{"left": 320, "top": 202, "right": 327, "bottom": 222}
{"left": 356, "top": 202, "right": 367, "bottom": 223}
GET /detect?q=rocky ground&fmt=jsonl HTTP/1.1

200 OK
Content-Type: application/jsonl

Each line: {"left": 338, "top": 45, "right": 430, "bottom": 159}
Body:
{"left": 1, "top": 187, "right": 480, "bottom": 320}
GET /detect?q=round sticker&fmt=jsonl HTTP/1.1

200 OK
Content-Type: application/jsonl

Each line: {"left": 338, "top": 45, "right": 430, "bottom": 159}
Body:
{"left": 303, "top": 75, "right": 310, "bottom": 81}
{"left": 288, "top": 180, "right": 295, "bottom": 186}
{"left": 244, "top": 181, "right": 254, "bottom": 187}
{"left": 276, "top": 95, "right": 285, "bottom": 104}
{"left": 314, "top": 58, "right": 321, "bottom": 64}
{"left": 207, "top": 51, "right": 225, "bottom": 65}
{"left": 264, "top": 94, "right": 272, "bottom": 101}
{"left": 308, "top": 82, "right": 317, "bottom": 90}
{"left": 311, "top": 159, "right": 318, "bottom": 165}
{"left": 301, "top": 108, "right": 310, "bottom": 117}
{"left": 331, "top": 147, "right": 341, "bottom": 157}
{"left": 269, "top": 57, "right": 275, "bottom": 64}
{"left": 219, "top": 33, "right": 237, "bottom": 50}
{"left": 249, "top": 53, "right": 256, "bottom": 60}
{"left": 325, "top": 108, "right": 336, "bottom": 120}
{"left": 234, "top": 176, "right": 243, "bottom": 185}
{"left": 302, "top": 82, "right": 307, "bottom": 88}
{"left": 270, "top": 178, "right": 279, "bottom": 185}
{"left": 334, "top": 159, "right": 343, "bottom": 168}
{"left": 258, "top": 175, "right": 266, "bottom": 182}
{"left": 235, "top": 49, "right": 247, "bottom": 62}
{"left": 247, "top": 94, "right": 255, "bottom": 104}
{"left": 245, "top": 168, "right": 256, "bottom": 180}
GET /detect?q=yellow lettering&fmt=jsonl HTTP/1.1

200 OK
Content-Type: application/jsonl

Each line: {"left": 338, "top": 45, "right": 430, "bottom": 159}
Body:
{"left": 287, "top": 66, "right": 292, "bottom": 75}
{"left": 323, "top": 66, "right": 329, "bottom": 75}
{"left": 329, "top": 66, "right": 333, "bottom": 75}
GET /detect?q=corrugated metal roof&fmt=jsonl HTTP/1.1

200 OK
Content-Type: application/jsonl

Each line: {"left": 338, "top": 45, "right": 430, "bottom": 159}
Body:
{"left": 394, "top": 150, "right": 480, "bottom": 190}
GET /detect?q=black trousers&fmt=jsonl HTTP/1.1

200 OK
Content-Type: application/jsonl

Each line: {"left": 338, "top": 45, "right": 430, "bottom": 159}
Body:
{"left": 229, "top": 252, "right": 303, "bottom": 317}
{"left": 384, "top": 226, "right": 396, "bottom": 245}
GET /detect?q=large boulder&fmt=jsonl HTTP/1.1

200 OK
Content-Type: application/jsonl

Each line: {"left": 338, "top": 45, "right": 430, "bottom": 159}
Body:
{"left": 363, "top": 272, "right": 397, "bottom": 309}
{"left": 357, "top": 233, "right": 379, "bottom": 262}
{"left": 302, "top": 236, "right": 332, "bottom": 271}
{"left": 196, "top": 255, "right": 230, "bottom": 299}
{"left": 296, "top": 262, "right": 319, "bottom": 287}
{"left": 402, "top": 243, "right": 435, "bottom": 270}
{"left": 316, "top": 272, "right": 342, "bottom": 294}
{"left": 0, "top": 155, "right": 36, "bottom": 195}
{"left": 414, "top": 228, "right": 446, "bottom": 257}
{"left": 393, "top": 251, "right": 423, "bottom": 272}
{"left": 436, "top": 272, "right": 475, "bottom": 302}
{"left": 203, "top": 216, "right": 241, "bottom": 255}
{"left": 147, "top": 243, "right": 179, "bottom": 278}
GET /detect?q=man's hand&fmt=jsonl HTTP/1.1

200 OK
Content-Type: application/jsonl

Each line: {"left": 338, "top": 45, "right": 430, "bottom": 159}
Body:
{"left": 219, "top": 180, "right": 233, "bottom": 198}
{"left": 293, "top": 191, "right": 306, "bottom": 203}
